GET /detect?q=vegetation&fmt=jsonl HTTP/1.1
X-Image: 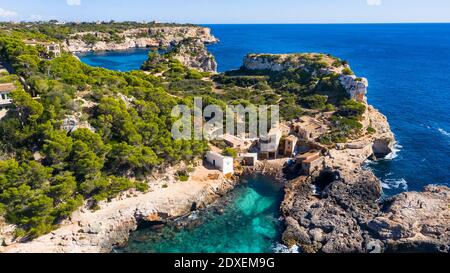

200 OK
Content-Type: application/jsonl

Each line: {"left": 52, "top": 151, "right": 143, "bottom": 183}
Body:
{"left": 222, "top": 147, "right": 238, "bottom": 158}
{"left": 0, "top": 22, "right": 367, "bottom": 239}
{"left": 0, "top": 32, "right": 208, "bottom": 238}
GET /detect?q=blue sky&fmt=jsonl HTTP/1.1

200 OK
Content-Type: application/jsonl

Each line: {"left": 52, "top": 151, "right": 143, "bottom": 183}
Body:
{"left": 1, "top": 0, "right": 450, "bottom": 23}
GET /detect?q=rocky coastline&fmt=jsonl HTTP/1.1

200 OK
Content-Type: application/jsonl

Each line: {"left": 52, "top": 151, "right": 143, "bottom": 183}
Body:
{"left": 64, "top": 26, "right": 218, "bottom": 53}
{"left": 0, "top": 165, "right": 238, "bottom": 253}
{"left": 1, "top": 44, "right": 448, "bottom": 253}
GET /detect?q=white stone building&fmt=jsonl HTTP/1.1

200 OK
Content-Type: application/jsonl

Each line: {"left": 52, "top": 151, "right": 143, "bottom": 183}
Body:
{"left": 259, "top": 126, "right": 283, "bottom": 159}
{"left": 205, "top": 151, "right": 234, "bottom": 175}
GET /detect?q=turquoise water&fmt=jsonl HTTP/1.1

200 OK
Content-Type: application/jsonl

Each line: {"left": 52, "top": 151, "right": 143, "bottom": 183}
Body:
{"left": 77, "top": 23, "right": 450, "bottom": 243}
{"left": 118, "top": 175, "right": 284, "bottom": 253}
{"left": 77, "top": 48, "right": 150, "bottom": 71}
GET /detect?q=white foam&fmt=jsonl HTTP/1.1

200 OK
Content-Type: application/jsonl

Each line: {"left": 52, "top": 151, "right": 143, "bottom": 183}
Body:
{"left": 272, "top": 243, "right": 300, "bottom": 253}
{"left": 384, "top": 143, "right": 402, "bottom": 160}
{"left": 438, "top": 128, "right": 450, "bottom": 138}
{"left": 381, "top": 178, "right": 408, "bottom": 191}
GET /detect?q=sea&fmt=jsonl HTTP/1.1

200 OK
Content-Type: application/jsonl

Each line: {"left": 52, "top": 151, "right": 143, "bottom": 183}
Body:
{"left": 78, "top": 24, "right": 450, "bottom": 252}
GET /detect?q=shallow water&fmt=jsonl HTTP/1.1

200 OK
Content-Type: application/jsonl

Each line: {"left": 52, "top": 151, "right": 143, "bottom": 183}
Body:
{"left": 117, "top": 175, "right": 284, "bottom": 253}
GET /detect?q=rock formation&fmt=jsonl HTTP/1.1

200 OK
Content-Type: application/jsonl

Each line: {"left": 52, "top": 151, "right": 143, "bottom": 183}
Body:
{"left": 170, "top": 38, "right": 217, "bottom": 73}
{"left": 243, "top": 53, "right": 368, "bottom": 102}
{"left": 64, "top": 26, "right": 218, "bottom": 53}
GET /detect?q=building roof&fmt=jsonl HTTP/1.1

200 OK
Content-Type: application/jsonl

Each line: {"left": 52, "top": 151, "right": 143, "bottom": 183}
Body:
{"left": 297, "top": 150, "right": 321, "bottom": 161}
{"left": 221, "top": 134, "right": 256, "bottom": 151}
{"left": 293, "top": 116, "right": 326, "bottom": 132}
{"left": 286, "top": 135, "right": 299, "bottom": 142}
{"left": 303, "top": 155, "right": 322, "bottom": 164}
{"left": 0, "top": 83, "right": 15, "bottom": 93}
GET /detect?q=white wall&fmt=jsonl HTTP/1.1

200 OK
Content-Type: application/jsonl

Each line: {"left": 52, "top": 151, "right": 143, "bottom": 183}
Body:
{"left": 206, "top": 152, "right": 234, "bottom": 175}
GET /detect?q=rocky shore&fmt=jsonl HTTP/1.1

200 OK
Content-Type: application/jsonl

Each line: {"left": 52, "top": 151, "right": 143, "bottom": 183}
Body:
{"left": 0, "top": 165, "right": 237, "bottom": 253}
{"left": 280, "top": 88, "right": 450, "bottom": 253}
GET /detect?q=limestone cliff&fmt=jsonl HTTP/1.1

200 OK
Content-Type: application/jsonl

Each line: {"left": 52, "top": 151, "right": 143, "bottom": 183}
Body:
{"left": 243, "top": 53, "right": 368, "bottom": 102}
{"left": 64, "top": 26, "right": 218, "bottom": 53}
{"left": 170, "top": 38, "right": 217, "bottom": 73}
{"left": 262, "top": 53, "right": 450, "bottom": 253}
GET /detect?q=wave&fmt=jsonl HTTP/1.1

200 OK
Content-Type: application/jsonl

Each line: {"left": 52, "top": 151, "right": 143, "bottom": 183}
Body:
{"left": 384, "top": 143, "right": 403, "bottom": 160}
{"left": 381, "top": 178, "right": 408, "bottom": 191}
{"left": 438, "top": 128, "right": 450, "bottom": 138}
{"left": 273, "top": 243, "right": 300, "bottom": 253}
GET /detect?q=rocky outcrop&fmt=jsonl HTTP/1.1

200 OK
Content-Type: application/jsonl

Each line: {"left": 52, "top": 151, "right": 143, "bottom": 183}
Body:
{"left": 243, "top": 53, "right": 369, "bottom": 102}
{"left": 61, "top": 114, "right": 95, "bottom": 133}
{"left": 339, "top": 74, "right": 368, "bottom": 102}
{"left": 368, "top": 185, "right": 450, "bottom": 253}
{"left": 282, "top": 168, "right": 450, "bottom": 253}
{"left": 171, "top": 39, "right": 217, "bottom": 73}
{"left": 282, "top": 169, "right": 383, "bottom": 253}
{"left": 243, "top": 53, "right": 337, "bottom": 73}
{"left": 65, "top": 26, "right": 218, "bottom": 53}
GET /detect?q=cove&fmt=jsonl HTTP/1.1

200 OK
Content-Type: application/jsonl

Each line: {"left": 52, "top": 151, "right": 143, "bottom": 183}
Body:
{"left": 77, "top": 48, "right": 150, "bottom": 72}
{"left": 116, "top": 175, "right": 284, "bottom": 253}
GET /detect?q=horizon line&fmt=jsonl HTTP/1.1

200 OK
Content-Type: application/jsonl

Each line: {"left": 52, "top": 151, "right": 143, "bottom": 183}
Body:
{"left": 1, "top": 20, "right": 450, "bottom": 25}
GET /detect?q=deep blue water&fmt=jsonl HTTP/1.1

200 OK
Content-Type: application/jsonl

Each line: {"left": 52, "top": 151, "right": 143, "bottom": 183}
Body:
{"left": 78, "top": 24, "right": 450, "bottom": 195}
{"left": 77, "top": 47, "right": 150, "bottom": 71}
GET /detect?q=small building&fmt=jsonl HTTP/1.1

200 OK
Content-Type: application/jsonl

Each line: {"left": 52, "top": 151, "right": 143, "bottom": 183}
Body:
{"left": 284, "top": 135, "right": 299, "bottom": 157}
{"left": 0, "top": 83, "right": 15, "bottom": 109}
{"left": 301, "top": 156, "right": 324, "bottom": 176}
{"left": 0, "top": 83, "right": 15, "bottom": 120}
{"left": 259, "top": 126, "right": 282, "bottom": 159}
{"left": 24, "top": 40, "right": 61, "bottom": 58}
{"left": 296, "top": 150, "right": 323, "bottom": 175}
{"left": 205, "top": 151, "right": 234, "bottom": 175}
{"left": 293, "top": 116, "right": 327, "bottom": 141}
{"left": 238, "top": 153, "right": 258, "bottom": 166}
{"left": 278, "top": 123, "right": 292, "bottom": 136}
{"left": 221, "top": 134, "right": 257, "bottom": 152}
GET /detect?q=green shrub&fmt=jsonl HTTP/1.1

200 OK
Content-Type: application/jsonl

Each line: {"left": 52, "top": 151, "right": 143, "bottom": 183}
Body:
{"left": 135, "top": 182, "right": 149, "bottom": 192}
{"left": 300, "top": 94, "right": 328, "bottom": 110}
{"left": 222, "top": 147, "right": 238, "bottom": 158}
{"left": 342, "top": 67, "right": 354, "bottom": 75}
{"left": 367, "top": 127, "right": 376, "bottom": 134}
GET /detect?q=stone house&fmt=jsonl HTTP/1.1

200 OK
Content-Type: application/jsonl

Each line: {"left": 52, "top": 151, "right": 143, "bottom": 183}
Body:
{"left": 0, "top": 83, "right": 15, "bottom": 109}
{"left": 296, "top": 150, "right": 324, "bottom": 175}
{"left": 293, "top": 116, "right": 327, "bottom": 141}
{"left": 259, "top": 126, "right": 283, "bottom": 159}
{"left": 24, "top": 40, "right": 61, "bottom": 58}
{"left": 205, "top": 151, "right": 234, "bottom": 175}
{"left": 284, "top": 135, "right": 299, "bottom": 157}
{"left": 0, "top": 83, "right": 15, "bottom": 120}
{"left": 238, "top": 153, "right": 258, "bottom": 166}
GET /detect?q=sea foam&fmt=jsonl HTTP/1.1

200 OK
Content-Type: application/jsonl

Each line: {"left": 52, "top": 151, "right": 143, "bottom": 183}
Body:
{"left": 438, "top": 128, "right": 450, "bottom": 138}
{"left": 381, "top": 178, "right": 408, "bottom": 191}
{"left": 384, "top": 143, "right": 403, "bottom": 160}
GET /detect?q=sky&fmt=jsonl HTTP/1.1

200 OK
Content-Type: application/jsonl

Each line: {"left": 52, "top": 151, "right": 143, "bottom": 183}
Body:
{"left": 0, "top": 0, "right": 450, "bottom": 24}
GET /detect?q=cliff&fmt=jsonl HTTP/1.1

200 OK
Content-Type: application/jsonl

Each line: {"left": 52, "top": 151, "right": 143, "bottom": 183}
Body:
{"left": 257, "top": 54, "right": 450, "bottom": 253}
{"left": 0, "top": 165, "right": 237, "bottom": 253}
{"left": 64, "top": 26, "right": 218, "bottom": 53}
{"left": 243, "top": 53, "right": 368, "bottom": 102}
{"left": 170, "top": 38, "right": 217, "bottom": 73}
